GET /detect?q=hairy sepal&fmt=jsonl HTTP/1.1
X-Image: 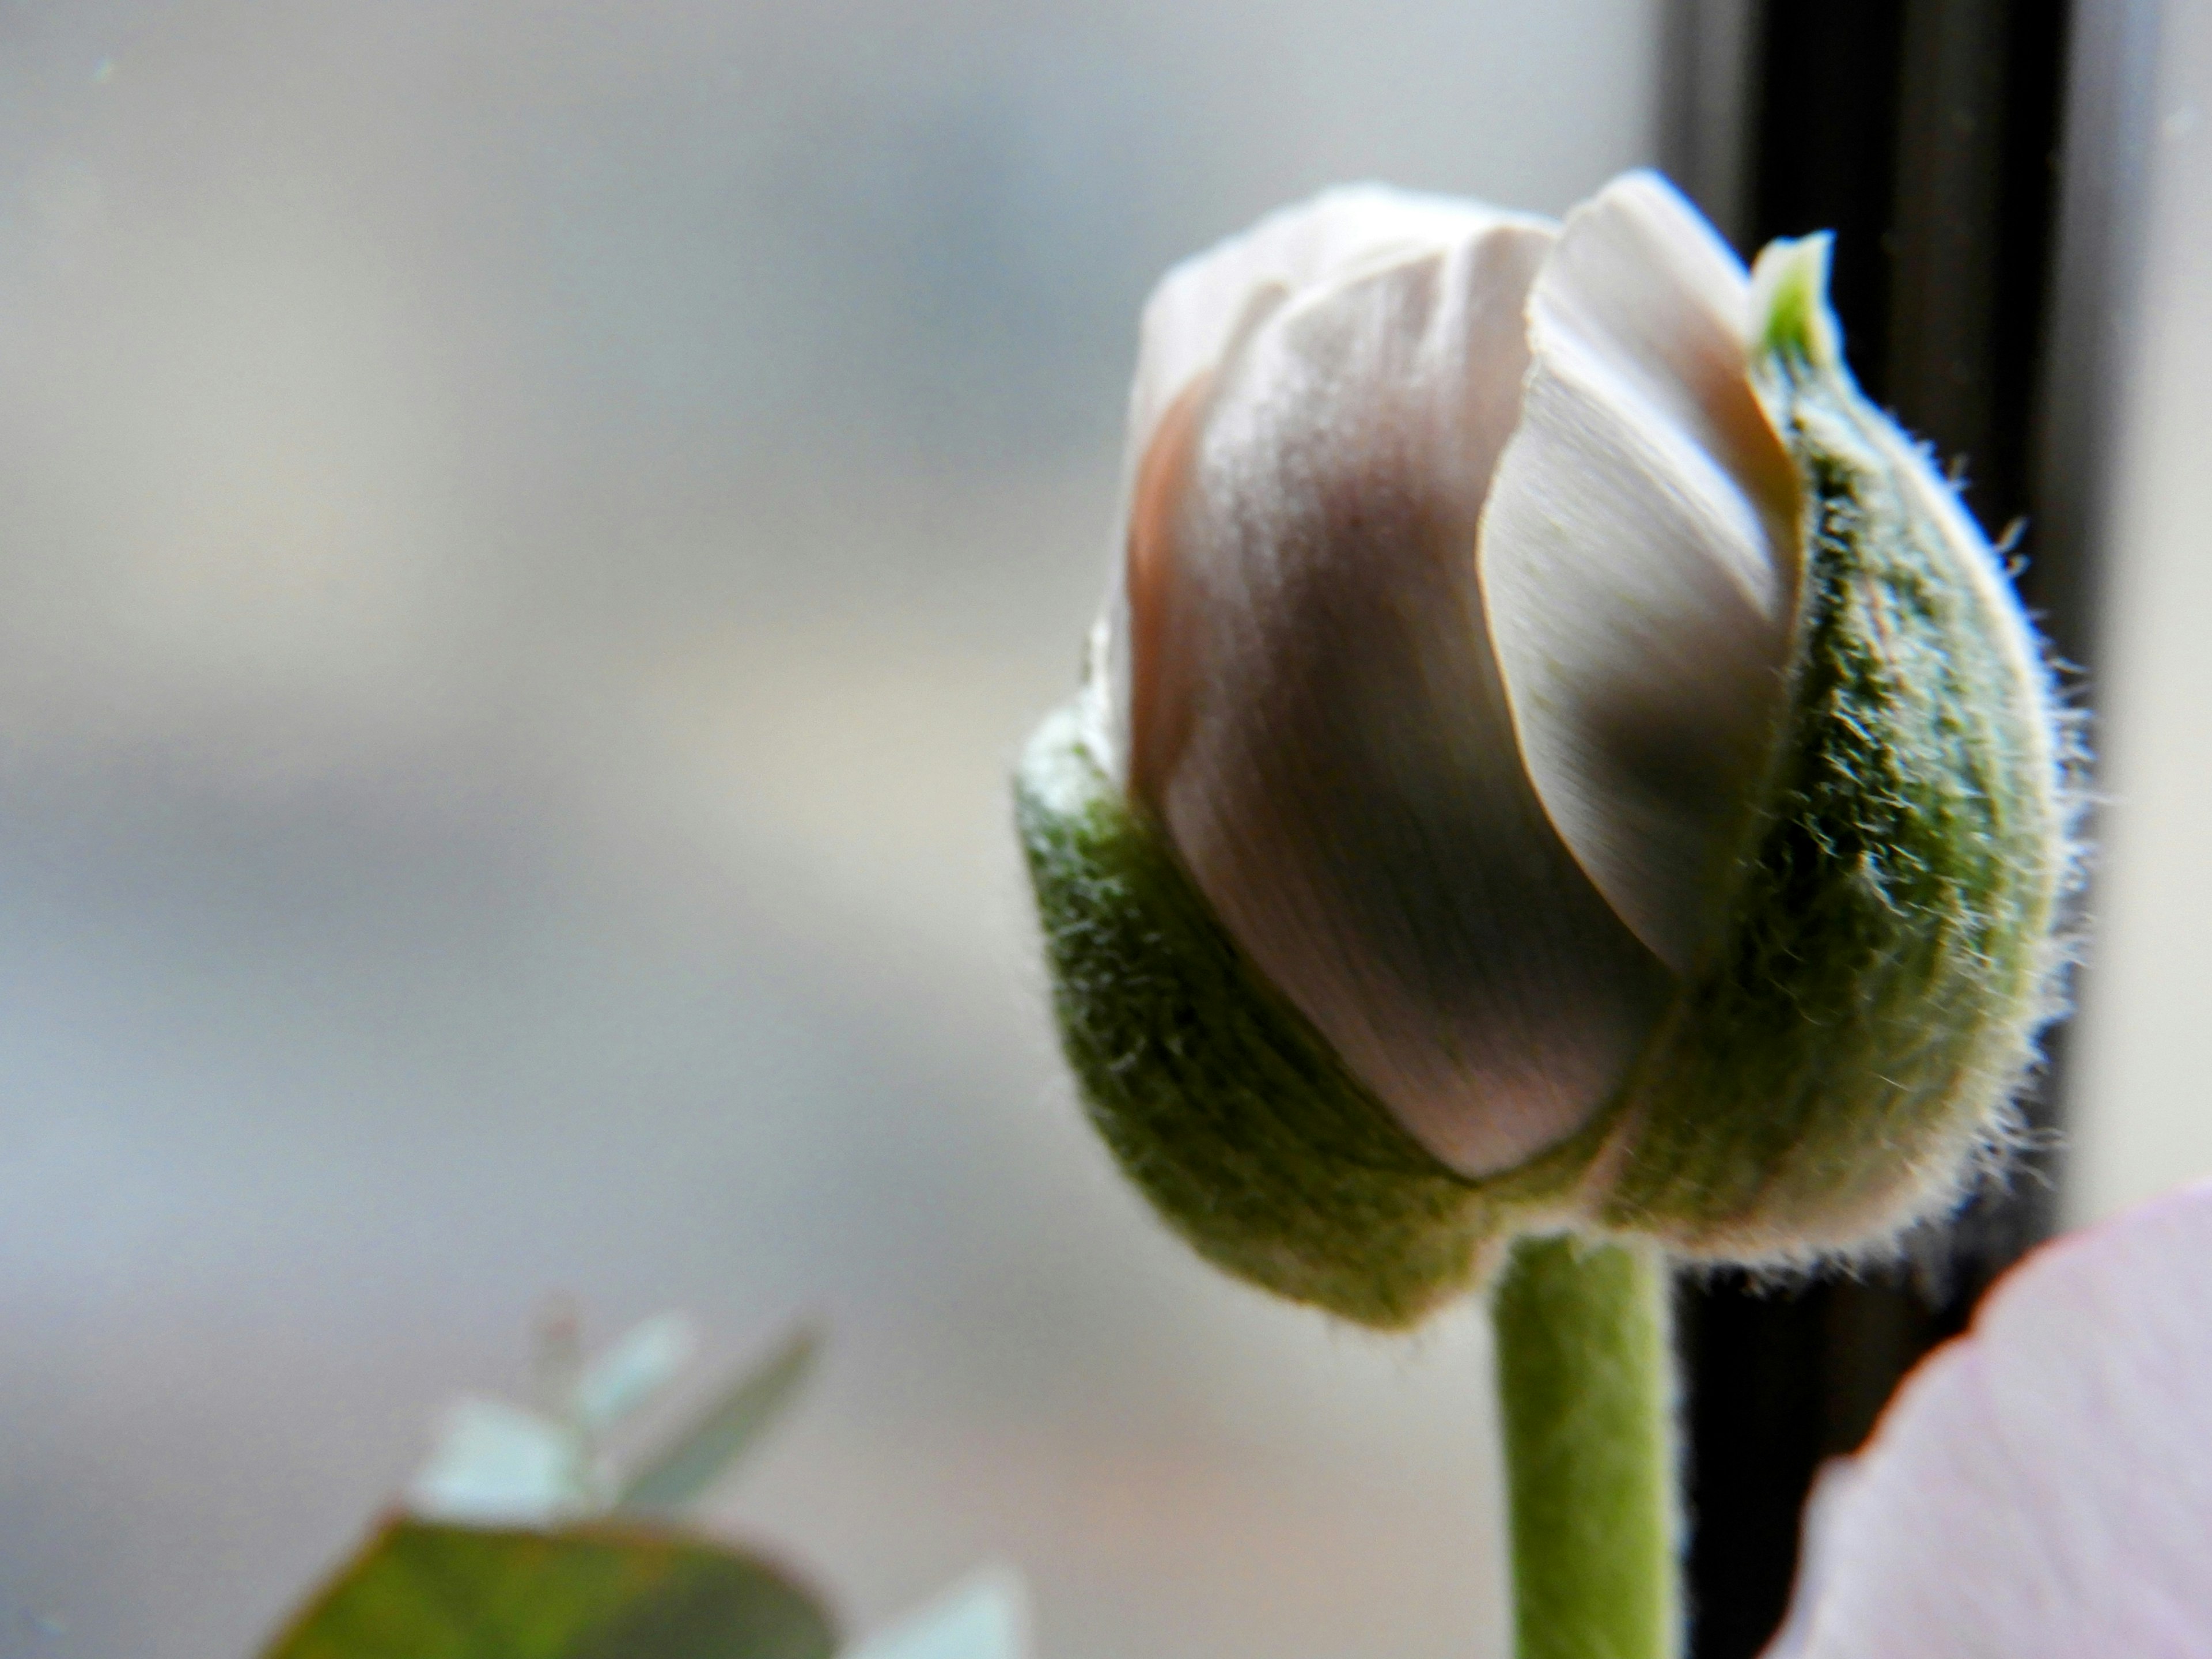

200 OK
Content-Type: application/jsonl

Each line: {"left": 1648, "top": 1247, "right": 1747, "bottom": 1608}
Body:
{"left": 1016, "top": 707, "right": 1608, "bottom": 1328}
{"left": 1598, "top": 306, "right": 2068, "bottom": 1259}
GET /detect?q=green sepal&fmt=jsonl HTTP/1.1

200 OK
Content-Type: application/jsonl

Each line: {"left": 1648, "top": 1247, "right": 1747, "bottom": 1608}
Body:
{"left": 1014, "top": 709, "right": 1607, "bottom": 1328}
{"left": 1748, "top": 233, "right": 1843, "bottom": 372}
{"left": 1599, "top": 294, "right": 2067, "bottom": 1257}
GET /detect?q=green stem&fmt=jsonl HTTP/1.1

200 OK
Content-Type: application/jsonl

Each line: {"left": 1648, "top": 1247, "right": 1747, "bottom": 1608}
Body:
{"left": 1493, "top": 1236, "right": 1679, "bottom": 1659}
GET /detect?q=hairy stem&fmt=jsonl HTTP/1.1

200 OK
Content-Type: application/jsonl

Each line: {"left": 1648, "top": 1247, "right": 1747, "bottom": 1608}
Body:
{"left": 1494, "top": 1237, "right": 1679, "bottom": 1659}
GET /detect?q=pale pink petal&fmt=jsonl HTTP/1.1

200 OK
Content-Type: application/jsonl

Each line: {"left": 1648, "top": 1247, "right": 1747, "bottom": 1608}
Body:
{"left": 1127, "top": 186, "right": 1546, "bottom": 476}
{"left": 1130, "top": 221, "right": 1670, "bottom": 1177}
{"left": 1481, "top": 171, "right": 1800, "bottom": 973}
{"left": 1082, "top": 188, "right": 1551, "bottom": 787}
{"left": 1766, "top": 1180, "right": 2212, "bottom": 1658}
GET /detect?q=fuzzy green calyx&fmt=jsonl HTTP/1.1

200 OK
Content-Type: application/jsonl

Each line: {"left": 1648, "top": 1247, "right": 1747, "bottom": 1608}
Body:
{"left": 1016, "top": 711, "right": 1608, "bottom": 1328}
{"left": 1596, "top": 305, "right": 2066, "bottom": 1258}
{"left": 1016, "top": 255, "right": 2066, "bottom": 1325}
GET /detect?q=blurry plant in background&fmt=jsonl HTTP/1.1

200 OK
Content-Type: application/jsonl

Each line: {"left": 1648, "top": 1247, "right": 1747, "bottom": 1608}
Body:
{"left": 243, "top": 1195, "right": 2212, "bottom": 1659}
{"left": 263, "top": 1314, "right": 1025, "bottom": 1659}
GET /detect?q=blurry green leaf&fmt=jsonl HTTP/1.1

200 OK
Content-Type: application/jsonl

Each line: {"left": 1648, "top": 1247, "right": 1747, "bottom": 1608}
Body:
{"left": 263, "top": 1519, "right": 835, "bottom": 1659}
{"left": 573, "top": 1313, "right": 699, "bottom": 1437}
{"left": 844, "top": 1569, "right": 1028, "bottom": 1659}
{"left": 620, "top": 1325, "right": 820, "bottom": 1511}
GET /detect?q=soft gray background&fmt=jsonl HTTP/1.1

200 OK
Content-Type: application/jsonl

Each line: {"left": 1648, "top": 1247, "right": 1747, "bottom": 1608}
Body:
{"left": 2071, "top": 0, "right": 2212, "bottom": 1230}
{"left": 0, "top": 5, "right": 1669, "bottom": 1657}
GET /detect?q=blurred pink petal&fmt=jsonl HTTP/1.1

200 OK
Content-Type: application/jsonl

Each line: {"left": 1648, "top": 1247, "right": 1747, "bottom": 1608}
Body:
{"left": 1766, "top": 1180, "right": 2212, "bottom": 1657}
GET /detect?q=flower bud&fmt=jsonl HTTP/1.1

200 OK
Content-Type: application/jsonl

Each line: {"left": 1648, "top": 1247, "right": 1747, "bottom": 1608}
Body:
{"left": 1017, "top": 172, "right": 2070, "bottom": 1328}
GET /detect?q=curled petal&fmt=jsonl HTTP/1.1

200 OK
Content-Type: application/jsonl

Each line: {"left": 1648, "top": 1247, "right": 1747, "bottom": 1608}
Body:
{"left": 1126, "top": 186, "right": 1541, "bottom": 472}
{"left": 1083, "top": 188, "right": 1552, "bottom": 787}
{"left": 1130, "top": 220, "right": 1669, "bottom": 1177}
{"left": 1482, "top": 171, "right": 1800, "bottom": 973}
{"left": 1766, "top": 1182, "right": 2212, "bottom": 1658}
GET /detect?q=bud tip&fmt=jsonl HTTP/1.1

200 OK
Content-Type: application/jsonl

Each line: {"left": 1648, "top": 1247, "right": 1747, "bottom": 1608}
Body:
{"left": 1749, "top": 232, "right": 1842, "bottom": 370}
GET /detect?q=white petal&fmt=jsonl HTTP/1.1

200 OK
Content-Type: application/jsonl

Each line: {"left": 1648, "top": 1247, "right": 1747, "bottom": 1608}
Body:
{"left": 1085, "top": 187, "right": 1552, "bottom": 789}
{"left": 1128, "top": 185, "right": 1543, "bottom": 474}
{"left": 1480, "top": 171, "right": 1800, "bottom": 973}
{"left": 1130, "top": 216, "right": 1671, "bottom": 1177}
{"left": 1765, "top": 1181, "right": 2212, "bottom": 1658}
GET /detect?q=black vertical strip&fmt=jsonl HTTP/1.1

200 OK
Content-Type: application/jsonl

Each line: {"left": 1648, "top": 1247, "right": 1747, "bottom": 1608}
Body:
{"left": 1748, "top": 3, "right": 1909, "bottom": 401}
{"left": 1677, "top": 5, "right": 2078, "bottom": 1658}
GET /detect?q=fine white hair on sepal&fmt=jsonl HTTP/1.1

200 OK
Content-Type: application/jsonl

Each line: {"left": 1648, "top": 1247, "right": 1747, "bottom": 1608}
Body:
{"left": 1481, "top": 170, "right": 1803, "bottom": 975}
